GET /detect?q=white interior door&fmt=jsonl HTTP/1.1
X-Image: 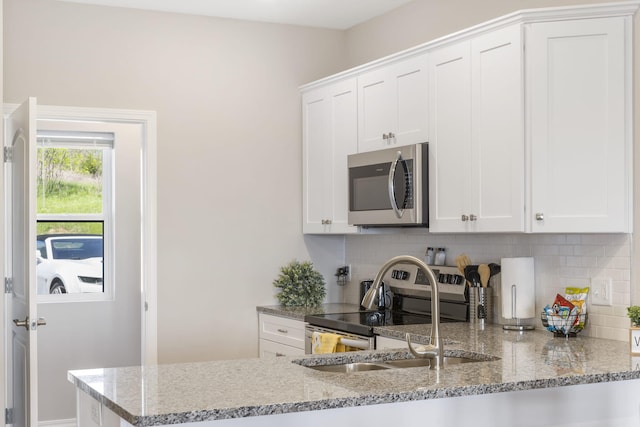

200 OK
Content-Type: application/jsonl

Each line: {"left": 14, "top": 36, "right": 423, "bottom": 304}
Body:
{"left": 5, "top": 97, "right": 39, "bottom": 427}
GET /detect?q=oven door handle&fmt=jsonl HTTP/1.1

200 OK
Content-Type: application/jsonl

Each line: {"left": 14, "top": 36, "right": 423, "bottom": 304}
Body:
{"left": 388, "top": 150, "right": 406, "bottom": 219}
{"left": 340, "top": 338, "right": 372, "bottom": 350}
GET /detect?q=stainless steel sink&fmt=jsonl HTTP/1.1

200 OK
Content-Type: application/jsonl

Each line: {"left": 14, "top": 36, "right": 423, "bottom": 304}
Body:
{"left": 305, "top": 354, "right": 497, "bottom": 372}
{"left": 383, "top": 356, "right": 481, "bottom": 368}
{"left": 308, "top": 362, "right": 391, "bottom": 372}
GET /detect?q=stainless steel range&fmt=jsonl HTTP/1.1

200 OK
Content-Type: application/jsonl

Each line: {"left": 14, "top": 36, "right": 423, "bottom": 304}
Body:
{"left": 304, "top": 264, "right": 468, "bottom": 353}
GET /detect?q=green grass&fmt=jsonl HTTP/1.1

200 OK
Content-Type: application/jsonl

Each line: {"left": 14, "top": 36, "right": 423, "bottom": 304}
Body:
{"left": 37, "top": 180, "right": 102, "bottom": 214}
{"left": 36, "top": 180, "right": 103, "bottom": 235}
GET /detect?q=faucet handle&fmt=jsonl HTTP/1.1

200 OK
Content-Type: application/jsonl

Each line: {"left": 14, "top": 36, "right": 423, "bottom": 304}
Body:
{"left": 406, "top": 333, "right": 443, "bottom": 369}
{"left": 406, "top": 333, "right": 435, "bottom": 357}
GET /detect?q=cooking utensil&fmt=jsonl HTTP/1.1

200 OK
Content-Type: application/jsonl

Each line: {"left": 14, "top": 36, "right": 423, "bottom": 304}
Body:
{"left": 455, "top": 254, "right": 471, "bottom": 285}
{"left": 478, "top": 264, "right": 490, "bottom": 288}
{"left": 468, "top": 270, "right": 481, "bottom": 288}
{"left": 488, "top": 262, "right": 501, "bottom": 277}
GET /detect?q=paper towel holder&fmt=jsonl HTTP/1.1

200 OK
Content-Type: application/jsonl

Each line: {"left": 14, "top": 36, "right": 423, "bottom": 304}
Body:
{"left": 503, "top": 284, "right": 535, "bottom": 331}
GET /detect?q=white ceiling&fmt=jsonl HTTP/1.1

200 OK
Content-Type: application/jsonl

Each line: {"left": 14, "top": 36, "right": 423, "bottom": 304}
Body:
{"left": 54, "top": 0, "right": 415, "bottom": 29}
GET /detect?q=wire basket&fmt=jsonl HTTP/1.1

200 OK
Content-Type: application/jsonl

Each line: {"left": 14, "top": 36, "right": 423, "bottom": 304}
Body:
{"left": 541, "top": 311, "right": 587, "bottom": 337}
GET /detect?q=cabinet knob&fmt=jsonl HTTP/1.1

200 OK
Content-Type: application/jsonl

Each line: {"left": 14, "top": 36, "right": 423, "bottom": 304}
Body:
{"left": 469, "top": 214, "right": 477, "bottom": 221}
{"left": 382, "top": 133, "right": 389, "bottom": 140}
{"left": 535, "top": 213, "right": 544, "bottom": 221}
{"left": 461, "top": 214, "right": 469, "bottom": 222}
{"left": 321, "top": 219, "right": 332, "bottom": 225}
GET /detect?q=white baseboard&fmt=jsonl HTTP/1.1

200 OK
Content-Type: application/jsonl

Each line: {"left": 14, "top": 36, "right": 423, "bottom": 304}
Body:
{"left": 39, "top": 419, "right": 75, "bottom": 427}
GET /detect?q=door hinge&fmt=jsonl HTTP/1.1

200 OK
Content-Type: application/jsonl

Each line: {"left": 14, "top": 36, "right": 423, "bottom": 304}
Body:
{"left": 5, "top": 407, "right": 13, "bottom": 424}
{"left": 4, "top": 277, "right": 13, "bottom": 294}
{"left": 3, "top": 147, "right": 12, "bottom": 163}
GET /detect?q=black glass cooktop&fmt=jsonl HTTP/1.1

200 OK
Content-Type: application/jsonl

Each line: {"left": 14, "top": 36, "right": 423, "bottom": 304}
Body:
{"left": 304, "top": 310, "right": 437, "bottom": 337}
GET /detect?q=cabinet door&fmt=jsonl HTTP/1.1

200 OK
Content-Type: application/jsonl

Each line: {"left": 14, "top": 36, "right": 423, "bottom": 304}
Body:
{"left": 358, "top": 55, "right": 428, "bottom": 153}
{"left": 393, "top": 54, "right": 429, "bottom": 146}
{"left": 471, "top": 24, "right": 524, "bottom": 232}
{"left": 327, "top": 79, "right": 359, "bottom": 233}
{"left": 258, "top": 314, "right": 306, "bottom": 349}
{"left": 528, "top": 17, "right": 630, "bottom": 233}
{"left": 428, "top": 41, "right": 472, "bottom": 232}
{"left": 302, "top": 80, "right": 358, "bottom": 234}
{"left": 302, "top": 88, "right": 330, "bottom": 233}
{"left": 358, "top": 66, "right": 392, "bottom": 152}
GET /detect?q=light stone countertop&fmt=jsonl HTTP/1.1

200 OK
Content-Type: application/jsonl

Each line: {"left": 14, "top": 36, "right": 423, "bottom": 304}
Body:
{"left": 68, "top": 306, "right": 640, "bottom": 426}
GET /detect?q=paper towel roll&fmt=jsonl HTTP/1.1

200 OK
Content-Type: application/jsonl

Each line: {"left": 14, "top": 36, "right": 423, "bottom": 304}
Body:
{"left": 500, "top": 257, "right": 535, "bottom": 319}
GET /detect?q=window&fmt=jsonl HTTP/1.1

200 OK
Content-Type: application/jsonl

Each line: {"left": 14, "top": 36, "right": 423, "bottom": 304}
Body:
{"left": 36, "top": 130, "right": 114, "bottom": 301}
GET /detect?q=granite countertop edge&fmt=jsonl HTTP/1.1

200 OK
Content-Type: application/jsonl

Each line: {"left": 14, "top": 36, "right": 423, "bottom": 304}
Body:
{"left": 67, "top": 305, "right": 640, "bottom": 426}
{"left": 70, "top": 368, "right": 640, "bottom": 426}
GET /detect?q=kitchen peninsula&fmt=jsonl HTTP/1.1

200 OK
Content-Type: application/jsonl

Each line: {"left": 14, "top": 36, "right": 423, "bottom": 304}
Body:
{"left": 69, "top": 318, "right": 640, "bottom": 427}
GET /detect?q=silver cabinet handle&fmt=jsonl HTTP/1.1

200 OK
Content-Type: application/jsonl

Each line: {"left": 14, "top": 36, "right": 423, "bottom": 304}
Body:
{"left": 13, "top": 317, "right": 46, "bottom": 331}
{"left": 469, "top": 214, "right": 477, "bottom": 221}
{"left": 536, "top": 213, "right": 544, "bottom": 221}
{"left": 276, "top": 328, "right": 288, "bottom": 334}
{"left": 275, "top": 352, "right": 285, "bottom": 357}
{"left": 461, "top": 214, "right": 469, "bottom": 222}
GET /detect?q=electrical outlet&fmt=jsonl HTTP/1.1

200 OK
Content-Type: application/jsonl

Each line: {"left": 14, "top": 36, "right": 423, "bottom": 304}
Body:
{"left": 591, "top": 277, "right": 613, "bottom": 306}
{"left": 335, "top": 265, "right": 351, "bottom": 286}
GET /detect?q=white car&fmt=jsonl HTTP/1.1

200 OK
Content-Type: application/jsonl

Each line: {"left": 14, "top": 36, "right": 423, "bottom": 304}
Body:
{"left": 36, "top": 234, "right": 103, "bottom": 294}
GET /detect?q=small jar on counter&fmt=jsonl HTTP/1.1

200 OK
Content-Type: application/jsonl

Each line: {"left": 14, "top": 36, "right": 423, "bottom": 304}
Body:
{"left": 434, "top": 248, "right": 446, "bottom": 266}
{"left": 425, "top": 247, "right": 435, "bottom": 265}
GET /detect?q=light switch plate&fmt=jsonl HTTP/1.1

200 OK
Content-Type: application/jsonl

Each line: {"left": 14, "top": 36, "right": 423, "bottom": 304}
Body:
{"left": 591, "top": 277, "right": 613, "bottom": 306}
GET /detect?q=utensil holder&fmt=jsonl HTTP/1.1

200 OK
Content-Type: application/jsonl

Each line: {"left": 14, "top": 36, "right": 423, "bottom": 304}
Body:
{"left": 469, "top": 287, "right": 492, "bottom": 324}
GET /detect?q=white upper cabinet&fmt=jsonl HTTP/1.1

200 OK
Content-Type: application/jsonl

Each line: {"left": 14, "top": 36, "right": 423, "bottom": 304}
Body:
{"left": 357, "top": 54, "right": 429, "bottom": 153}
{"left": 527, "top": 17, "right": 632, "bottom": 233}
{"left": 429, "top": 25, "right": 524, "bottom": 233}
{"left": 302, "top": 79, "right": 359, "bottom": 234}
{"left": 301, "top": 3, "right": 636, "bottom": 235}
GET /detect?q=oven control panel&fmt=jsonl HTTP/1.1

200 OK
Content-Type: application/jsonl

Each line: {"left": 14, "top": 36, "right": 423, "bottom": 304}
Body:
{"left": 387, "top": 264, "right": 467, "bottom": 302}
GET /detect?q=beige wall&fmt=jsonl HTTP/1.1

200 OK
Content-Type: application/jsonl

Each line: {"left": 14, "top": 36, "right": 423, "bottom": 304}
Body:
{"left": 4, "top": 0, "right": 349, "bottom": 371}
{"left": 344, "top": 0, "right": 622, "bottom": 67}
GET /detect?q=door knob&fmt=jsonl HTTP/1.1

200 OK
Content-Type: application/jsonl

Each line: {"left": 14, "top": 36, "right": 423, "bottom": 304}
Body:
{"left": 469, "top": 214, "right": 477, "bottom": 221}
{"left": 13, "top": 317, "right": 46, "bottom": 331}
{"left": 461, "top": 214, "right": 469, "bottom": 222}
{"left": 535, "top": 213, "right": 544, "bottom": 221}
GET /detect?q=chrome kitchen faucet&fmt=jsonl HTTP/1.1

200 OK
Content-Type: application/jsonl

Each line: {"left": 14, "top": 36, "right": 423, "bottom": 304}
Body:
{"left": 361, "top": 255, "right": 444, "bottom": 369}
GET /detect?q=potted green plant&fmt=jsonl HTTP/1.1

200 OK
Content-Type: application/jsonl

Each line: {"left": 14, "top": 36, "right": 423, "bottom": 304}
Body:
{"left": 627, "top": 306, "right": 640, "bottom": 355}
{"left": 273, "top": 260, "right": 326, "bottom": 307}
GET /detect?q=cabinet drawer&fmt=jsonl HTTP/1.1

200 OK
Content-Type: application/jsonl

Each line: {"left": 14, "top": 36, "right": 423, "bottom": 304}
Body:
{"left": 259, "top": 314, "right": 306, "bottom": 349}
{"left": 259, "top": 338, "right": 305, "bottom": 358}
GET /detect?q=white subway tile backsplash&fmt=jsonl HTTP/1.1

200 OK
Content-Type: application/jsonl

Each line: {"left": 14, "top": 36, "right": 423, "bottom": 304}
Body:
{"left": 345, "top": 232, "right": 632, "bottom": 342}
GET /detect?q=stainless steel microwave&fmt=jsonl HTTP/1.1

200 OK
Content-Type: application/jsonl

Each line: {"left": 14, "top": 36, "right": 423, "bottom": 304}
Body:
{"left": 347, "top": 143, "right": 428, "bottom": 227}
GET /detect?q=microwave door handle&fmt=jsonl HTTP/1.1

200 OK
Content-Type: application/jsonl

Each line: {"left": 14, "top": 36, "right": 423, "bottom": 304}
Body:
{"left": 388, "top": 150, "right": 404, "bottom": 218}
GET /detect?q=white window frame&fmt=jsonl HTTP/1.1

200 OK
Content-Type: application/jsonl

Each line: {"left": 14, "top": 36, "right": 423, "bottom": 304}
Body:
{"left": 35, "top": 131, "right": 115, "bottom": 303}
